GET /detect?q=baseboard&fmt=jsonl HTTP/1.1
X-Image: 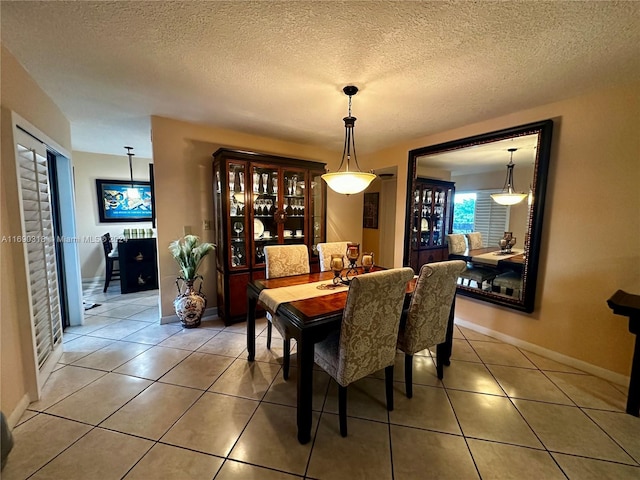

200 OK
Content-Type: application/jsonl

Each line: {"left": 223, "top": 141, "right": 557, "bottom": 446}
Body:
{"left": 160, "top": 306, "right": 218, "bottom": 325}
{"left": 454, "top": 318, "right": 630, "bottom": 387}
{"left": 6, "top": 394, "right": 30, "bottom": 430}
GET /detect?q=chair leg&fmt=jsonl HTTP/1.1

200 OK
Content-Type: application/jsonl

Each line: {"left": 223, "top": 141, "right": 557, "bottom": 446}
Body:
{"left": 404, "top": 354, "right": 413, "bottom": 398}
{"left": 338, "top": 385, "right": 348, "bottom": 437}
{"left": 266, "top": 321, "right": 272, "bottom": 349}
{"left": 385, "top": 365, "right": 395, "bottom": 411}
{"left": 282, "top": 338, "right": 290, "bottom": 380}
{"left": 435, "top": 343, "right": 445, "bottom": 380}
{"left": 104, "top": 259, "right": 112, "bottom": 293}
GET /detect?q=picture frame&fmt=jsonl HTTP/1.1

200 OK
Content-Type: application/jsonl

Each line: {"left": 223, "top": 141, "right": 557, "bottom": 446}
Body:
{"left": 96, "top": 179, "right": 152, "bottom": 223}
{"left": 363, "top": 192, "right": 379, "bottom": 229}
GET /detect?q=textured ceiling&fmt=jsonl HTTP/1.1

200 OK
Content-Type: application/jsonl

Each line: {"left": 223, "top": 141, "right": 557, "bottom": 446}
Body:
{"left": 2, "top": 1, "right": 639, "bottom": 159}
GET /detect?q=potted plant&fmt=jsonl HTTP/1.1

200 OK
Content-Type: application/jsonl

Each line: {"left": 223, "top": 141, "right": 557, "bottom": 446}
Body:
{"left": 169, "top": 235, "right": 216, "bottom": 328}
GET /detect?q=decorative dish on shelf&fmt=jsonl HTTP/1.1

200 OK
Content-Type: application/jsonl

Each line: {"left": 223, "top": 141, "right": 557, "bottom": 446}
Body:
{"left": 254, "top": 219, "right": 264, "bottom": 238}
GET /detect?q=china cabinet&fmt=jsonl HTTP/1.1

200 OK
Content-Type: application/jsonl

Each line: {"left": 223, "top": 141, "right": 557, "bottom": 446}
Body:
{"left": 212, "top": 148, "right": 326, "bottom": 324}
{"left": 408, "top": 178, "right": 455, "bottom": 270}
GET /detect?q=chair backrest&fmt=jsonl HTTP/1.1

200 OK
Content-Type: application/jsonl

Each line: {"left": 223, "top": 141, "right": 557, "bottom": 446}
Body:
{"left": 264, "top": 244, "right": 310, "bottom": 279}
{"left": 335, "top": 267, "right": 414, "bottom": 386}
{"left": 102, "top": 233, "right": 113, "bottom": 256}
{"left": 398, "top": 260, "right": 466, "bottom": 355}
{"left": 466, "top": 232, "right": 483, "bottom": 250}
{"left": 317, "top": 241, "right": 350, "bottom": 272}
{"left": 447, "top": 234, "right": 467, "bottom": 255}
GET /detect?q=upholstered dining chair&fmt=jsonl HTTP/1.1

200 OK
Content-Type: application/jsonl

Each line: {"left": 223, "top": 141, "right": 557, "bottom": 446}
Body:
{"left": 397, "top": 260, "right": 466, "bottom": 397}
{"left": 101, "top": 233, "right": 120, "bottom": 292}
{"left": 263, "top": 244, "right": 310, "bottom": 379}
{"left": 314, "top": 267, "right": 414, "bottom": 437}
{"left": 447, "top": 233, "right": 497, "bottom": 290}
{"left": 466, "top": 232, "right": 484, "bottom": 250}
{"left": 316, "top": 241, "right": 350, "bottom": 272}
{"left": 492, "top": 270, "right": 523, "bottom": 297}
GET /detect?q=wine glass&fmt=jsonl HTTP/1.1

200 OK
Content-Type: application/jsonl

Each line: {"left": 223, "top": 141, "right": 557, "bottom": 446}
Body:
{"left": 265, "top": 198, "right": 273, "bottom": 214}
{"left": 261, "top": 173, "right": 269, "bottom": 193}
{"left": 253, "top": 172, "right": 260, "bottom": 193}
{"left": 229, "top": 171, "right": 235, "bottom": 192}
{"left": 272, "top": 177, "right": 278, "bottom": 194}
{"left": 238, "top": 172, "right": 245, "bottom": 192}
{"left": 233, "top": 222, "right": 243, "bottom": 237}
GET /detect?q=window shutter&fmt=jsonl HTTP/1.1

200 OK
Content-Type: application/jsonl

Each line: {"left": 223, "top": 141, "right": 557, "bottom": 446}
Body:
{"left": 474, "top": 190, "right": 510, "bottom": 247}
{"left": 15, "top": 139, "right": 63, "bottom": 373}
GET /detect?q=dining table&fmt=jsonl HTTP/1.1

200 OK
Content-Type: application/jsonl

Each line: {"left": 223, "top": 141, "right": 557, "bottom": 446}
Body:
{"left": 449, "top": 247, "right": 525, "bottom": 272}
{"left": 246, "top": 266, "right": 456, "bottom": 444}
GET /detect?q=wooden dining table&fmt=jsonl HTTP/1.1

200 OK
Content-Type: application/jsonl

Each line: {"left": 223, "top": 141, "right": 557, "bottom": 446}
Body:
{"left": 449, "top": 247, "right": 525, "bottom": 272}
{"left": 246, "top": 267, "right": 456, "bottom": 444}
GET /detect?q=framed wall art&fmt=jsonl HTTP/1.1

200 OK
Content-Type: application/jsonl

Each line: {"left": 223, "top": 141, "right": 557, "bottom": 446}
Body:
{"left": 363, "top": 192, "right": 379, "bottom": 229}
{"left": 96, "top": 179, "right": 152, "bottom": 223}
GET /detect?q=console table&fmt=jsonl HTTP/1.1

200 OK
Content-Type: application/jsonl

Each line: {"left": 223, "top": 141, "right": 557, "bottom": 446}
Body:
{"left": 607, "top": 289, "right": 640, "bottom": 416}
{"left": 118, "top": 237, "right": 158, "bottom": 294}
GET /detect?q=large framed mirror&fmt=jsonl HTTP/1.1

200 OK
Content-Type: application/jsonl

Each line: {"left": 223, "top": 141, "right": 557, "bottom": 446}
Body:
{"left": 403, "top": 120, "right": 553, "bottom": 312}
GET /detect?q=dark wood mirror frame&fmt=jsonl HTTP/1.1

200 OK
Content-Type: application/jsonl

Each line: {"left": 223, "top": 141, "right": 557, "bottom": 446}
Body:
{"left": 403, "top": 120, "right": 554, "bottom": 313}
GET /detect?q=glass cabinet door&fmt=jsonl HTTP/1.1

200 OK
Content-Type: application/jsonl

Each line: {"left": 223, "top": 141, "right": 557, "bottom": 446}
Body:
{"left": 213, "top": 164, "right": 224, "bottom": 266}
{"left": 420, "top": 186, "right": 433, "bottom": 246}
{"left": 228, "top": 162, "right": 247, "bottom": 268}
{"left": 310, "top": 171, "right": 325, "bottom": 257}
{"left": 282, "top": 169, "right": 306, "bottom": 245}
{"left": 251, "top": 164, "right": 278, "bottom": 266}
{"left": 431, "top": 187, "right": 447, "bottom": 246}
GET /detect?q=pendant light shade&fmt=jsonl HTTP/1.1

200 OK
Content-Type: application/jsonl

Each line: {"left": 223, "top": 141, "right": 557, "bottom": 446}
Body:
{"left": 491, "top": 148, "right": 527, "bottom": 206}
{"left": 321, "top": 86, "right": 376, "bottom": 195}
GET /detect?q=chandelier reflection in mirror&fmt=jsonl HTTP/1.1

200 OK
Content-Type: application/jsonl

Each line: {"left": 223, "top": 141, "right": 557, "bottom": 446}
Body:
{"left": 321, "top": 86, "right": 376, "bottom": 195}
{"left": 491, "top": 148, "right": 527, "bottom": 206}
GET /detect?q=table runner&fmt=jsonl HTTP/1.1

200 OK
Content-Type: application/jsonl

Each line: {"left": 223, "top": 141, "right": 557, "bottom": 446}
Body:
{"left": 258, "top": 280, "right": 348, "bottom": 314}
{"left": 472, "top": 248, "right": 523, "bottom": 265}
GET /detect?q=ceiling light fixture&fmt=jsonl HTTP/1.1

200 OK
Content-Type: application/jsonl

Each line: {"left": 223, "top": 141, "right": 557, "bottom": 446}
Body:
{"left": 491, "top": 148, "right": 527, "bottom": 206}
{"left": 124, "top": 146, "right": 140, "bottom": 199}
{"left": 321, "top": 86, "right": 376, "bottom": 195}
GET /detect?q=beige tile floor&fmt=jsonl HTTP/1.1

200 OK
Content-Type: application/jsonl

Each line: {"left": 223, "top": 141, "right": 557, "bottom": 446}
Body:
{"left": 4, "top": 282, "right": 640, "bottom": 479}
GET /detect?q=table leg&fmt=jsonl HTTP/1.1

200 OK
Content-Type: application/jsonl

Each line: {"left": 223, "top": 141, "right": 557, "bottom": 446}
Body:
{"left": 440, "top": 295, "right": 456, "bottom": 366}
{"left": 246, "top": 291, "right": 256, "bottom": 362}
{"left": 626, "top": 335, "right": 640, "bottom": 416}
{"left": 296, "top": 331, "right": 314, "bottom": 444}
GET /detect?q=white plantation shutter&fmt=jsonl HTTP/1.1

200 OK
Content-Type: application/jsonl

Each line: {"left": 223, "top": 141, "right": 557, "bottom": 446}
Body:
{"left": 15, "top": 134, "right": 63, "bottom": 378}
{"left": 474, "top": 190, "right": 510, "bottom": 248}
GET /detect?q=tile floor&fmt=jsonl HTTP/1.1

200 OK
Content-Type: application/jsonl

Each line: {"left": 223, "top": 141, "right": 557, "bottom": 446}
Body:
{"left": 4, "top": 282, "right": 639, "bottom": 479}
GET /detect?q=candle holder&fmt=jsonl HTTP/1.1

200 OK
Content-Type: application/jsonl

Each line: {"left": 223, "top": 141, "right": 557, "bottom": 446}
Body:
{"left": 499, "top": 232, "right": 517, "bottom": 254}
{"left": 361, "top": 252, "right": 374, "bottom": 273}
{"left": 330, "top": 254, "right": 345, "bottom": 286}
{"left": 344, "top": 243, "right": 360, "bottom": 280}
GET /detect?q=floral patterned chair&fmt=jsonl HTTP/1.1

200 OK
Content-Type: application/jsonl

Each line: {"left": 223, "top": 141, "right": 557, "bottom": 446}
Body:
{"left": 263, "top": 244, "right": 310, "bottom": 379}
{"left": 466, "top": 231, "right": 484, "bottom": 250}
{"left": 316, "top": 241, "right": 350, "bottom": 272}
{"left": 447, "top": 233, "right": 497, "bottom": 290}
{"left": 397, "top": 260, "right": 466, "bottom": 397}
{"left": 314, "top": 267, "right": 414, "bottom": 437}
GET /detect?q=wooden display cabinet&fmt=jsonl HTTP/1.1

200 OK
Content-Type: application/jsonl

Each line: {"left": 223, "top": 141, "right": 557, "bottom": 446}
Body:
{"left": 212, "top": 148, "right": 326, "bottom": 324}
{"left": 408, "top": 178, "right": 455, "bottom": 270}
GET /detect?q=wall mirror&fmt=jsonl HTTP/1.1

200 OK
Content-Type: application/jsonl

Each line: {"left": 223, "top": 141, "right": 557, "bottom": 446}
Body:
{"left": 403, "top": 120, "right": 553, "bottom": 312}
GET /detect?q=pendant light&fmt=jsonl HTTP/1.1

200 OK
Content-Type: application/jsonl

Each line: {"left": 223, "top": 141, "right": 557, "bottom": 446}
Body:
{"left": 125, "top": 146, "right": 140, "bottom": 199}
{"left": 491, "top": 148, "right": 527, "bottom": 206}
{"left": 321, "top": 86, "right": 376, "bottom": 195}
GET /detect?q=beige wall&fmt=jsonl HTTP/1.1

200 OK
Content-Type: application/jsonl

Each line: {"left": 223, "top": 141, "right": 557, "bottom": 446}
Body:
{"left": 365, "top": 82, "right": 640, "bottom": 377}
{"left": 150, "top": 116, "right": 352, "bottom": 318}
{"left": 72, "top": 151, "right": 153, "bottom": 280}
{"left": 1, "top": 45, "right": 72, "bottom": 424}
{"left": 362, "top": 178, "right": 381, "bottom": 258}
